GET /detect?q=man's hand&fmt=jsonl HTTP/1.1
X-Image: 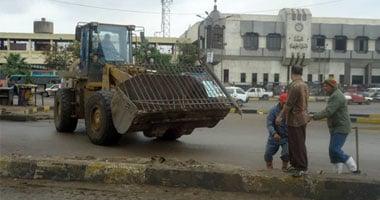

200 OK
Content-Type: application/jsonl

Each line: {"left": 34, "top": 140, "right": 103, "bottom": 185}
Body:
{"left": 306, "top": 114, "right": 313, "bottom": 123}
{"left": 273, "top": 133, "right": 281, "bottom": 141}
{"left": 275, "top": 116, "right": 283, "bottom": 125}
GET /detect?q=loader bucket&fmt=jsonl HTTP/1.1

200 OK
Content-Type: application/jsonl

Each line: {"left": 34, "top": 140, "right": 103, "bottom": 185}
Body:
{"left": 111, "top": 64, "right": 233, "bottom": 134}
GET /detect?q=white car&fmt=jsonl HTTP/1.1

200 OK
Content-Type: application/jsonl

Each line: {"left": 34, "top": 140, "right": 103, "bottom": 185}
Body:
{"left": 225, "top": 86, "right": 248, "bottom": 107}
{"left": 344, "top": 93, "right": 352, "bottom": 101}
{"left": 45, "top": 84, "right": 61, "bottom": 97}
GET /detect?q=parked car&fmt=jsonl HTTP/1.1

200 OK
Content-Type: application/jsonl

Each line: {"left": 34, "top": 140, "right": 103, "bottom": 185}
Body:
{"left": 361, "top": 91, "right": 373, "bottom": 102}
{"left": 344, "top": 92, "right": 370, "bottom": 105}
{"left": 225, "top": 86, "right": 248, "bottom": 107}
{"left": 45, "top": 84, "right": 61, "bottom": 97}
{"left": 373, "top": 92, "right": 380, "bottom": 102}
{"left": 245, "top": 87, "right": 273, "bottom": 100}
{"left": 344, "top": 93, "right": 352, "bottom": 101}
{"left": 367, "top": 88, "right": 380, "bottom": 97}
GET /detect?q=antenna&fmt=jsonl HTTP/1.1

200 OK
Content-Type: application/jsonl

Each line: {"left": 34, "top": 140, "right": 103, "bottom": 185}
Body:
{"left": 161, "top": 0, "right": 173, "bottom": 37}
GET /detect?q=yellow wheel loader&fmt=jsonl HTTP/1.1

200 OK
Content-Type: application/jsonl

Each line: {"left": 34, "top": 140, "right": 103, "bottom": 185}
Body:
{"left": 54, "top": 22, "right": 239, "bottom": 145}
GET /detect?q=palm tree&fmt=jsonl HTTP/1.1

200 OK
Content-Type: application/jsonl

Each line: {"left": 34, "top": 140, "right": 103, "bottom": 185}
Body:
{"left": 1, "top": 53, "right": 30, "bottom": 77}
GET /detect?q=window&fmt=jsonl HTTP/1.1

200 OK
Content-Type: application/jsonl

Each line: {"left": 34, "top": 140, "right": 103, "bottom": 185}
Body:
{"left": 223, "top": 69, "right": 229, "bottom": 83}
{"left": 0, "top": 39, "right": 7, "bottom": 50}
{"left": 339, "top": 75, "right": 345, "bottom": 85}
{"left": 10, "top": 39, "right": 29, "bottom": 51}
{"left": 352, "top": 75, "right": 363, "bottom": 85}
{"left": 319, "top": 74, "right": 323, "bottom": 82}
{"left": 329, "top": 74, "right": 334, "bottom": 78}
{"left": 376, "top": 37, "right": 380, "bottom": 53}
{"left": 334, "top": 36, "right": 347, "bottom": 52}
{"left": 266, "top": 34, "right": 281, "bottom": 50}
{"left": 297, "top": 14, "right": 301, "bottom": 21}
{"left": 311, "top": 35, "right": 326, "bottom": 51}
{"left": 307, "top": 74, "right": 312, "bottom": 82}
{"left": 240, "top": 73, "right": 246, "bottom": 83}
{"left": 274, "top": 73, "right": 279, "bottom": 82}
{"left": 252, "top": 73, "right": 257, "bottom": 86}
{"left": 243, "top": 32, "right": 259, "bottom": 50}
{"left": 354, "top": 36, "right": 369, "bottom": 53}
{"left": 206, "top": 25, "right": 224, "bottom": 49}
{"left": 263, "top": 73, "right": 268, "bottom": 84}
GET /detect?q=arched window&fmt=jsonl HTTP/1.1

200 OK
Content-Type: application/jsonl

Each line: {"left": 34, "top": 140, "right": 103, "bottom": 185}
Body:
{"left": 243, "top": 32, "right": 259, "bottom": 50}
{"left": 311, "top": 35, "right": 326, "bottom": 51}
{"left": 334, "top": 35, "right": 347, "bottom": 52}
{"left": 376, "top": 37, "right": 380, "bottom": 53}
{"left": 354, "top": 36, "right": 369, "bottom": 53}
{"left": 266, "top": 33, "right": 281, "bottom": 50}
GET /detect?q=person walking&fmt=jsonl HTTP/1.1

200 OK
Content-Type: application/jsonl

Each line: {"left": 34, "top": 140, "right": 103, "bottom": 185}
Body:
{"left": 308, "top": 78, "right": 360, "bottom": 174}
{"left": 275, "top": 65, "right": 309, "bottom": 177}
{"left": 264, "top": 93, "right": 289, "bottom": 170}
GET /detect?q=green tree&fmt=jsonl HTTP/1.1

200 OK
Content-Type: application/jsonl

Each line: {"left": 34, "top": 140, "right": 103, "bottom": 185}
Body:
{"left": 133, "top": 39, "right": 171, "bottom": 65}
{"left": 0, "top": 53, "right": 30, "bottom": 77}
{"left": 44, "top": 41, "right": 79, "bottom": 70}
{"left": 176, "top": 42, "right": 201, "bottom": 66}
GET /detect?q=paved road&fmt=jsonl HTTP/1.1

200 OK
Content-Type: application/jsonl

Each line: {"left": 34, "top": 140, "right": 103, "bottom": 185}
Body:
{"left": 1, "top": 112, "right": 379, "bottom": 178}
{"left": 19, "top": 95, "right": 380, "bottom": 114}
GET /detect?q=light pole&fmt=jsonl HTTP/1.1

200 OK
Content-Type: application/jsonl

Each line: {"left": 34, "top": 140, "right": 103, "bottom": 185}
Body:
{"left": 220, "top": 42, "right": 226, "bottom": 83}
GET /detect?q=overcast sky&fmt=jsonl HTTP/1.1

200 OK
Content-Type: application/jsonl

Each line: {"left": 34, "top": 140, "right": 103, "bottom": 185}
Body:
{"left": 0, "top": 0, "right": 379, "bottom": 37}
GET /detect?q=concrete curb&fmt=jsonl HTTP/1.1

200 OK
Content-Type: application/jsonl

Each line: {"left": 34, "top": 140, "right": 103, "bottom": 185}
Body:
{"left": 24, "top": 105, "right": 53, "bottom": 114}
{"left": 229, "top": 108, "right": 380, "bottom": 124}
{"left": 0, "top": 155, "right": 379, "bottom": 199}
{"left": 1, "top": 107, "right": 379, "bottom": 125}
{"left": 0, "top": 114, "right": 37, "bottom": 121}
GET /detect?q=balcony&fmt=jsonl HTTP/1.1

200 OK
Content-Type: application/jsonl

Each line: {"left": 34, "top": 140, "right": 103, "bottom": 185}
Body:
{"left": 311, "top": 50, "right": 380, "bottom": 60}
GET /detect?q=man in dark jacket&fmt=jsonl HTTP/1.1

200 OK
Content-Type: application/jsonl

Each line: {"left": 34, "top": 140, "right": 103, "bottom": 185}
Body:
{"left": 276, "top": 65, "right": 309, "bottom": 177}
{"left": 264, "top": 93, "right": 289, "bottom": 170}
{"left": 309, "top": 78, "right": 360, "bottom": 174}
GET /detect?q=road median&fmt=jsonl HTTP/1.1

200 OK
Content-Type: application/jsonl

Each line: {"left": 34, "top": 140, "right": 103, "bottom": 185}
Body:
{"left": 0, "top": 155, "right": 379, "bottom": 199}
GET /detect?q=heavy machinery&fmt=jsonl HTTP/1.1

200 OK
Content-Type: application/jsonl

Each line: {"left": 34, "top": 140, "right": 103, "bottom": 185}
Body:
{"left": 54, "top": 22, "right": 237, "bottom": 145}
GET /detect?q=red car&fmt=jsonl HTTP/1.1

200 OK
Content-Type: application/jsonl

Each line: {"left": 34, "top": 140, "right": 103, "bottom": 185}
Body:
{"left": 344, "top": 92, "right": 370, "bottom": 105}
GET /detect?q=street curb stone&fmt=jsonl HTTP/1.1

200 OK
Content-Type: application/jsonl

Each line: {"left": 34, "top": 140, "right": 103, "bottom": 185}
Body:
{"left": 0, "top": 156, "right": 379, "bottom": 199}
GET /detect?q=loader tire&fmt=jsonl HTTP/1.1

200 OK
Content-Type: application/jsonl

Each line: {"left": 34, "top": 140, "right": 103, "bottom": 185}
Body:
{"left": 85, "top": 91, "right": 121, "bottom": 145}
{"left": 157, "top": 128, "right": 194, "bottom": 141}
{"left": 54, "top": 88, "right": 78, "bottom": 133}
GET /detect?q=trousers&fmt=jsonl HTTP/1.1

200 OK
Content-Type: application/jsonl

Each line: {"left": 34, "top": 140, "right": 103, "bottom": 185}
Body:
{"left": 288, "top": 125, "right": 308, "bottom": 171}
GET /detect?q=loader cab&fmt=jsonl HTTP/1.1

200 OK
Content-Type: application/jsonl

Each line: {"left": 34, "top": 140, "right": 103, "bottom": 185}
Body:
{"left": 75, "top": 22, "right": 135, "bottom": 81}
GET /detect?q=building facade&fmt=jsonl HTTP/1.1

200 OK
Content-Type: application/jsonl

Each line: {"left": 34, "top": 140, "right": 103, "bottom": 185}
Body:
{"left": 182, "top": 5, "right": 380, "bottom": 90}
{"left": 0, "top": 18, "right": 180, "bottom": 76}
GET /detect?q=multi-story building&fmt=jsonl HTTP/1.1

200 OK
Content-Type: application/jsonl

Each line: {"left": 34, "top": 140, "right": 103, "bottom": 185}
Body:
{"left": 181, "top": 4, "right": 380, "bottom": 90}
{"left": 0, "top": 18, "right": 180, "bottom": 77}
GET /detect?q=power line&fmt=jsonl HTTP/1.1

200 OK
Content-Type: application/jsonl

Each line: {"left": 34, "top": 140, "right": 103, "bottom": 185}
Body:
{"left": 48, "top": 0, "right": 347, "bottom": 16}
{"left": 48, "top": 0, "right": 161, "bottom": 14}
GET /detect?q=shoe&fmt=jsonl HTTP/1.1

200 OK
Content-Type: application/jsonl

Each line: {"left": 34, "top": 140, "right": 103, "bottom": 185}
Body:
{"left": 283, "top": 166, "right": 296, "bottom": 173}
{"left": 282, "top": 161, "right": 289, "bottom": 170}
{"left": 345, "top": 157, "right": 358, "bottom": 172}
{"left": 332, "top": 163, "right": 344, "bottom": 174}
{"left": 266, "top": 162, "right": 273, "bottom": 169}
{"left": 292, "top": 170, "right": 307, "bottom": 177}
